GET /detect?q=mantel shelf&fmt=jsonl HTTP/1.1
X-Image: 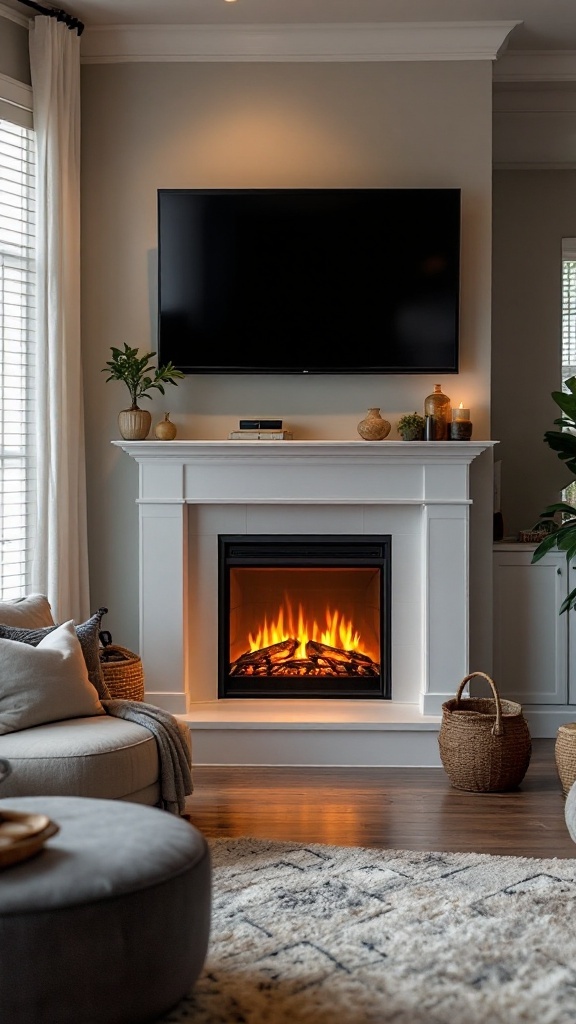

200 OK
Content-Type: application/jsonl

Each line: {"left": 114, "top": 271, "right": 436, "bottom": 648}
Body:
{"left": 113, "top": 439, "right": 497, "bottom": 466}
{"left": 113, "top": 437, "right": 495, "bottom": 508}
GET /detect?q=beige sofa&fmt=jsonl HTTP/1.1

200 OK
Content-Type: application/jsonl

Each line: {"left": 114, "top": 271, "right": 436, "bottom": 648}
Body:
{"left": 0, "top": 594, "right": 191, "bottom": 807}
{"left": 0, "top": 714, "right": 173, "bottom": 804}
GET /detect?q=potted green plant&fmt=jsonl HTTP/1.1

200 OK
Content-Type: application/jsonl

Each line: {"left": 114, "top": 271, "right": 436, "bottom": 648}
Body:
{"left": 102, "top": 344, "right": 185, "bottom": 440}
{"left": 397, "top": 412, "right": 425, "bottom": 441}
{"left": 531, "top": 375, "right": 576, "bottom": 613}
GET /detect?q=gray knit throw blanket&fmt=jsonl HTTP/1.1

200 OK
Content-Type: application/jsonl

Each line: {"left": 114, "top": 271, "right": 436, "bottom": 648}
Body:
{"left": 103, "top": 699, "right": 193, "bottom": 815}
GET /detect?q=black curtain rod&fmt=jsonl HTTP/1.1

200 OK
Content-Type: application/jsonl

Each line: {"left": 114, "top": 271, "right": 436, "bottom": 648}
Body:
{"left": 17, "top": 0, "right": 84, "bottom": 35}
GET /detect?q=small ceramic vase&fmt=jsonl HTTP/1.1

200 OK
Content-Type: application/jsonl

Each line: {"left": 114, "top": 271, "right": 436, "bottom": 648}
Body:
{"left": 357, "top": 408, "right": 391, "bottom": 441}
{"left": 118, "top": 407, "right": 151, "bottom": 440}
{"left": 154, "top": 412, "right": 177, "bottom": 440}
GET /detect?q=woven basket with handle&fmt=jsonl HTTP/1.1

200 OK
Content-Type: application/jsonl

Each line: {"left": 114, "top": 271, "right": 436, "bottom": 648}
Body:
{"left": 438, "top": 671, "right": 532, "bottom": 792}
{"left": 99, "top": 631, "right": 145, "bottom": 702}
{"left": 555, "top": 723, "right": 576, "bottom": 797}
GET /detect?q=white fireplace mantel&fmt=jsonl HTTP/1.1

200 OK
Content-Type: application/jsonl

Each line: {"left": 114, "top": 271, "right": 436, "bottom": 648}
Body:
{"left": 114, "top": 438, "right": 493, "bottom": 508}
{"left": 114, "top": 439, "right": 496, "bottom": 765}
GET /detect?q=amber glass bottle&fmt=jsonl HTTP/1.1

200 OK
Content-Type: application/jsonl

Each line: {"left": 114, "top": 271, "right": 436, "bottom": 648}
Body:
{"left": 424, "top": 384, "right": 451, "bottom": 440}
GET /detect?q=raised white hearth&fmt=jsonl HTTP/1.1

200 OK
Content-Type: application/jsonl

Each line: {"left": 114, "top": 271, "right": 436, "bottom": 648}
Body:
{"left": 114, "top": 439, "right": 494, "bottom": 766}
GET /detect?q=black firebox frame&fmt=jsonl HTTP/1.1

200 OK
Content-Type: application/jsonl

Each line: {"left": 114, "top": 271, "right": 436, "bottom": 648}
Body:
{"left": 218, "top": 535, "right": 391, "bottom": 699}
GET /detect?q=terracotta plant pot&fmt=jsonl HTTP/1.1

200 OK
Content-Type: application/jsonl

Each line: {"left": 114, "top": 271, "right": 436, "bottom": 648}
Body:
{"left": 118, "top": 407, "right": 152, "bottom": 440}
{"left": 400, "top": 426, "right": 424, "bottom": 441}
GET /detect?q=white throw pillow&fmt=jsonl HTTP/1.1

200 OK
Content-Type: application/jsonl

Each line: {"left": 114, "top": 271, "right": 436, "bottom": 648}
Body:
{"left": 0, "top": 594, "right": 55, "bottom": 629}
{"left": 0, "top": 621, "right": 105, "bottom": 735}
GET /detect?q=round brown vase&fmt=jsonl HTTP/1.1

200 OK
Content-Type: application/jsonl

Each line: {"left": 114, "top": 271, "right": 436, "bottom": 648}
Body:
{"left": 154, "top": 413, "right": 177, "bottom": 441}
{"left": 118, "top": 407, "right": 152, "bottom": 440}
{"left": 357, "top": 407, "right": 391, "bottom": 441}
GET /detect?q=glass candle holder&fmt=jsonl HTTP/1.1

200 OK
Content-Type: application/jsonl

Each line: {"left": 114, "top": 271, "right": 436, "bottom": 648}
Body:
{"left": 452, "top": 406, "right": 470, "bottom": 422}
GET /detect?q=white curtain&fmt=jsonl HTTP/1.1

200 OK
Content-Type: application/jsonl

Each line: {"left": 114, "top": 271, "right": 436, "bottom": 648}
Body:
{"left": 29, "top": 17, "right": 90, "bottom": 623}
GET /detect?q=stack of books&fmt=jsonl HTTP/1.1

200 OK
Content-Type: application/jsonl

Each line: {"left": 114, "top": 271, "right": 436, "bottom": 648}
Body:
{"left": 229, "top": 429, "right": 293, "bottom": 440}
{"left": 228, "top": 419, "right": 293, "bottom": 441}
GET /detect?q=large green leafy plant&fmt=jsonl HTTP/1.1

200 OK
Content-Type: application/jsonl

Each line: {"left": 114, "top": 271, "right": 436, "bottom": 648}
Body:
{"left": 532, "top": 375, "right": 576, "bottom": 613}
{"left": 102, "top": 344, "right": 184, "bottom": 409}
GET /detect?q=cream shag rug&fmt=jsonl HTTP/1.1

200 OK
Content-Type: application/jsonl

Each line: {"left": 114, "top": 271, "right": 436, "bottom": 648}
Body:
{"left": 159, "top": 837, "right": 576, "bottom": 1024}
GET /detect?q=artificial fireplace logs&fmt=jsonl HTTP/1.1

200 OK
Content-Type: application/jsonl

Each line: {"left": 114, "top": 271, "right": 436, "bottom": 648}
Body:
{"left": 230, "top": 638, "right": 380, "bottom": 678}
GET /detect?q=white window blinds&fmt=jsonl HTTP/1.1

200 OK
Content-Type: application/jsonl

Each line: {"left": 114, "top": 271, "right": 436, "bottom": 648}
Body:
{"left": 562, "top": 238, "right": 576, "bottom": 390}
{"left": 0, "top": 117, "right": 36, "bottom": 600}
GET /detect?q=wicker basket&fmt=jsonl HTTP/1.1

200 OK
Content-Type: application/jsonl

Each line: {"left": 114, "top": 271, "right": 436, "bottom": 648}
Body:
{"left": 438, "top": 671, "right": 532, "bottom": 792}
{"left": 555, "top": 723, "right": 576, "bottom": 797}
{"left": 99, "top": 643, "right": 145, "bottom": 702}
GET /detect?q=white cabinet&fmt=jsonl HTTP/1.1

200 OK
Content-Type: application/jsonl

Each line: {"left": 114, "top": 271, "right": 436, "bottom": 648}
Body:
{"left": 568, "top": 571, "right": 576, "bottom": 704}
{"left": 493, "top": 544, "right": 568, "bottom": 705}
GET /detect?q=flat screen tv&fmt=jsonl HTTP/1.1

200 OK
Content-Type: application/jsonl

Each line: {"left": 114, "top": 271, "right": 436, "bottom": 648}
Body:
{"left": 157, "top": 187, "right": 461, "bottom": 374}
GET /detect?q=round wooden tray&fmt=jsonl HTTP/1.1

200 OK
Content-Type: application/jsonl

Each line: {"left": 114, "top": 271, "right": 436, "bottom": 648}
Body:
{"left": 0, "top": 811, "right": 60, "bottom": 870}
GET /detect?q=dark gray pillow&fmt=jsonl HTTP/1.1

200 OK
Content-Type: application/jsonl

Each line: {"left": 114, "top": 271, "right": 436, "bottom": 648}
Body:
{"left": 0, "top": 607, "right": 111, "bottom": 700}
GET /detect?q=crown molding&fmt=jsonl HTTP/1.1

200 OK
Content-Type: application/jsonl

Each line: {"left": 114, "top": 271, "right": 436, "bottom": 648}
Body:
{"left": 494, "top": 50, "right": 576, "bottom": 82}
{"left": 4, "top": 8, "right": 569, "bottom": 84}
{"left": 0, "top": 2, "right": 30, "bottom": 28}
{"left": 80, "top": 20, "right": 520, "bottom": 64}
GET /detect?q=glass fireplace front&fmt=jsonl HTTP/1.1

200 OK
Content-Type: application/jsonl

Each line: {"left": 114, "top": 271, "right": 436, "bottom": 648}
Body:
{"left": 218, "top": 535, "right": 391, "bottom": 699}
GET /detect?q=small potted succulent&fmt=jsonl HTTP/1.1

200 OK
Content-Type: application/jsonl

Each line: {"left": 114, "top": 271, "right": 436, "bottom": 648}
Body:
{"left": 397, "top": 412, "right": 425, "bottom": 441}
{"left": 102, "top": 344, "right": 185, "bottom": 440}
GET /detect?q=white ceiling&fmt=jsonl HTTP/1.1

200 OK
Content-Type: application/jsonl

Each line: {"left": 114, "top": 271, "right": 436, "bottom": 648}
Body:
{"left": 3, "top": 0, "right": 576, "bottom": 51}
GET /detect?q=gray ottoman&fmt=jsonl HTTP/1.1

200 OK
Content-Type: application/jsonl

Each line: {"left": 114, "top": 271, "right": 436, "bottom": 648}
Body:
{"left": 0, "top": 796, "right": 211, "bottom": 1024}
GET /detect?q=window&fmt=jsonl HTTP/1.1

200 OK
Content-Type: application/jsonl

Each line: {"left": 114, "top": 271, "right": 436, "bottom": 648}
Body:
{"left": 562, "top": 239, "right": 576, "bottom": 388}
{"left": 561, "top": 239, "right": 576, "bottom": 507}
{"left": 0, "top": 117, "right": 36, "bottom": 599}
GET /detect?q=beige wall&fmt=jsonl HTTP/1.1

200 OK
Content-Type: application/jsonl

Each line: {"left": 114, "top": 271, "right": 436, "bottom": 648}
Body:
{"left": 81, "top": 59, "right": 494, "bottom": 664}
{"left": 492, "top": 170, "right": 576, "bottom": 537}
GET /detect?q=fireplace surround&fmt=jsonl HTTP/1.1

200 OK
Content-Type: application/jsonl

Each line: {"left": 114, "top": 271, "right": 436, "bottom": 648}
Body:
{"left": 114, "top": 439, "right": 494, "bottom": 766}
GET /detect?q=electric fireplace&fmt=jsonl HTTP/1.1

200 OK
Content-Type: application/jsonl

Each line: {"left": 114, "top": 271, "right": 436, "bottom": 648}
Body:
{"left": 219, "top": 535, "right": 391, "bottom": 699}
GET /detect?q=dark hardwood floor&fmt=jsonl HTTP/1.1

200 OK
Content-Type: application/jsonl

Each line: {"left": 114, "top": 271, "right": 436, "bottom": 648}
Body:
{"left": 185, "top": 738, "right": 576, "bottom": 858}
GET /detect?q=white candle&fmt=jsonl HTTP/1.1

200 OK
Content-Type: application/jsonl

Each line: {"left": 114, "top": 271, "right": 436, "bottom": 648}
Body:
{"left": 452, "top": 403, "right": 470, "bottom": 422}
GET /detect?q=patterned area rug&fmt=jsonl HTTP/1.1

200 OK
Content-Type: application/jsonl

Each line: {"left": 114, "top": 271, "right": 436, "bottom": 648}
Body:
{"left": 160, "top": 837, "right": 576, "bottom": 1024}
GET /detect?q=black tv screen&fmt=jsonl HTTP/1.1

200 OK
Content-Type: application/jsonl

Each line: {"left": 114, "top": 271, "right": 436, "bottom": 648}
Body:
{"left": 157, "top": 187, "right": 461, "bottom": 374}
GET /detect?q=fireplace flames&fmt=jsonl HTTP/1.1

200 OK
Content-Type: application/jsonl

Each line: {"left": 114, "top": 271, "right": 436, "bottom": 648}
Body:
{"left": 230, "top": 597, "right": 379, "bottom": 678}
